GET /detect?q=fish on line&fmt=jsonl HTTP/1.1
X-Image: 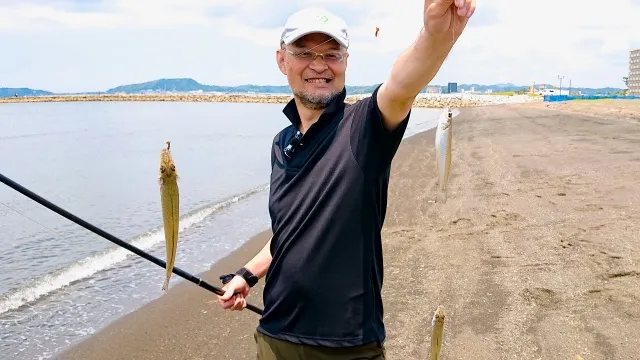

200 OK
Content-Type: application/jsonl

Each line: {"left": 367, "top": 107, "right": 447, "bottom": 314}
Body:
{"left": 159, "top": 140, "right": 180, "bottom": 291}
{"left": 435, "top": 107, "right": 453, "bottom": 203}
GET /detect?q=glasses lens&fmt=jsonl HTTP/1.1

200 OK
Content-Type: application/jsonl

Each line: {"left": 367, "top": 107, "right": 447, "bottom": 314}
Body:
{"left": 292, "top": 51, "right": 343, "bottom": 63}
{"left": 323, "top": 53, "right": 342, "bottom": 62}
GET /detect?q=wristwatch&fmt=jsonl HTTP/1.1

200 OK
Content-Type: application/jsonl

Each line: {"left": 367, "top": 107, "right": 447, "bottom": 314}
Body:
{"left": 235, "top": 267, "right": 259, "bottom": 288}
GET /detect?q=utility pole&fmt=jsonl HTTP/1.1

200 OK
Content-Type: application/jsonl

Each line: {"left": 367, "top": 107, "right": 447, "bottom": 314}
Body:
{"left": 558, "top": 75, "right": 565, "bottom": 95}
{"left": 569, "top": 79, "right": 572, "bottom": 95}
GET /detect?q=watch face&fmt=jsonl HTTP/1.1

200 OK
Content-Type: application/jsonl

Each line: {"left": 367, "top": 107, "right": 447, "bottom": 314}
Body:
{"left": 247, "top": 274, "right": 258, "bottom": 286}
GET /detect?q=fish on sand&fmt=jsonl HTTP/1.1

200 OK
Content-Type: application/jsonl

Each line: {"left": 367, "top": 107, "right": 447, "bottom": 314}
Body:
{"left": 430, "top": 305, "right": 445, "bottom": 360}
{"left": 435, "top": 107, "right": 453, "bottom": 203}
{"left": 159, "top": 140, "right": 179, "bottom": 291}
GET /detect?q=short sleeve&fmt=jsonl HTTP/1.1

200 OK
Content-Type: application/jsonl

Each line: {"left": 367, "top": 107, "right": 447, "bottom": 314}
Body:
{"left": 270, "top": 132, "right": 283, "bottom": 170}
{"left": 349, "top": 84, "right": 411, "bottom": 176}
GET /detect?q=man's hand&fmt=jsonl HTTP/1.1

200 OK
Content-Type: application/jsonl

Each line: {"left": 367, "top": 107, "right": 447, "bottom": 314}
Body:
{"left": 217, "top": 276, "right": 250, "bottom": 311}
{"left": 424, "top": 0, "right": 476, "bottom": 39}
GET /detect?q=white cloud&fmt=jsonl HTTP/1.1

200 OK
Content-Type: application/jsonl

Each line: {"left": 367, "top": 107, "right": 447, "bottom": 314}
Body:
{"left": 1, "top": 0, "right": 639, "bottom": 91}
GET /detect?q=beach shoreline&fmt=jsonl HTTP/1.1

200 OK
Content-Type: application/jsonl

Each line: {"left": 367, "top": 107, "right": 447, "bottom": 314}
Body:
{"left": 0, "top": 92, "right": 541, "bottom": 108}
{"left": 58, "top": 101, "right": 640, "bottom": 359}
{"left": 55, "top": 229, "right": 272, "bottom": 360}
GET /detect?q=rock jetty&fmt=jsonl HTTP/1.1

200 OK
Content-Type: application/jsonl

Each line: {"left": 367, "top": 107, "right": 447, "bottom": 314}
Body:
{"left": 0, "top": 93, "right": 540, "bottom": 108}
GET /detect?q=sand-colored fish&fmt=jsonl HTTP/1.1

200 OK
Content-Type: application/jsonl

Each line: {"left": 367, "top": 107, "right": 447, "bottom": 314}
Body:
{"left": 435, "top": 107, "right": 453, "bottom": 203}
{"left": 159, "top": 140, "right": 179, "bottom": 291}
{"left": 430, "top": 305, "right": 445, "bottom": 360}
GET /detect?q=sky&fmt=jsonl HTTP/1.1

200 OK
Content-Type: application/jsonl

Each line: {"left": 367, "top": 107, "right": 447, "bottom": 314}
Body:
{"left": 1, "top": 0, "right": 639, "bottom": 93}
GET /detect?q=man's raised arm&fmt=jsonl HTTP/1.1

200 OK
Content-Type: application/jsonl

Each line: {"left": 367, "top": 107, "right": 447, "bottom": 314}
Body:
{"left": 377, "top": 0, "right": 476, "bottom": 131}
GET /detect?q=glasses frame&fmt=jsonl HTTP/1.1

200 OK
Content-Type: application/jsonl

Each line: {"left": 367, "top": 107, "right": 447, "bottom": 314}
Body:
{"left": 283, "top": 48, "right": 346, "bottom": 64}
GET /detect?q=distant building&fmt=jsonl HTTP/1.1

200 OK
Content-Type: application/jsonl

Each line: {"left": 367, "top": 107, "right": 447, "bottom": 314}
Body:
{"left": 630, "top": 49, "right": 640, "bottom": 96}
{"left": 537, "top": 88, "right": 569, "bottom": 96}
{"left": 447, "top": 82, "right": 458, "bottom": 93}
{"left": 425, "top": 86, "right": 441, "bottom": 94}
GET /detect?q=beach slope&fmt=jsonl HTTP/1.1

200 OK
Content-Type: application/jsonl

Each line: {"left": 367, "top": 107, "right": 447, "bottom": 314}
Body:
{"left": 58, "top": 104, "right": 640, "bottom": 359}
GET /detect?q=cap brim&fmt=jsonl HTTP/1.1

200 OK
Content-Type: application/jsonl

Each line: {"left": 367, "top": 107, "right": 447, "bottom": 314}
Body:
{"left": 282, "top": 29, "right": 348, "bottom": 48}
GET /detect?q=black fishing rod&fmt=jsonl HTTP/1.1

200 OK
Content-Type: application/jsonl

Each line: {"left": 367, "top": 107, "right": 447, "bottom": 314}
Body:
{"left": 0, "top": 171, "right": 263, "bottom": 315}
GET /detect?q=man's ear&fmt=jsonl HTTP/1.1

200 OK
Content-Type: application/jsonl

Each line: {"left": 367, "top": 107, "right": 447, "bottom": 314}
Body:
{"left": 276, "top": 49, "right": 287, "bottom": 75}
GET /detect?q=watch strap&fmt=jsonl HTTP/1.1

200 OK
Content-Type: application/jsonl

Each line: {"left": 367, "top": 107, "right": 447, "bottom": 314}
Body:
{"left": 236, "top": 267, "right": 258, "bottom": 287}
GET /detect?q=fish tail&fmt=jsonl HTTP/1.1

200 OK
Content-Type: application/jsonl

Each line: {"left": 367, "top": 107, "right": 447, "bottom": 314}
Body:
{"left": 435, "top": 191, "right": 447, "bottom": 204}
{"left": 160, "top": 182, "right": 179, "bottom": 292}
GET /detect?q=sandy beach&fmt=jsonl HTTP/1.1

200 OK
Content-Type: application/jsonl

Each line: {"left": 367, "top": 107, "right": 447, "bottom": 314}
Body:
{"left": 524, "top": 99, "right": 640, "bottom": 121}
{"left": 56, "top": 102, "right": 640, "bottom": 360}
{"left": 0, "top": 92, "right": 540, "bottom": 108}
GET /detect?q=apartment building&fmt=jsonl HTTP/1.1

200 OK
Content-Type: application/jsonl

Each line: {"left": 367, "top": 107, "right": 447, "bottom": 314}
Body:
{"left": 630, "top": 49, "right": 640, "bottom": 95}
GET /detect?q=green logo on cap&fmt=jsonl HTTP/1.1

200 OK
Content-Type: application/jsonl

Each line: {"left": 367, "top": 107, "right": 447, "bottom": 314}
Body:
{"left": 317, "top": 15, "right": 328, "bottom": 23}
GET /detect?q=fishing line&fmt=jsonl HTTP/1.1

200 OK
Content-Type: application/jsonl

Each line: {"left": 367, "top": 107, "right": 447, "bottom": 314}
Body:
{"left": 447, "top": 6, "right": 456, "bottom": 109}
{"left": 0, "top": 171, "right": 264, "bottom": 315}
{"left": 0, "top": 199, "right": 64, "bottom": 238}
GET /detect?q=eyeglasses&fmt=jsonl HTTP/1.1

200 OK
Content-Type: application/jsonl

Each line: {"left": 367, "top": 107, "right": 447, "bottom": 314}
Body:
{"left": 283, "top": 130, "right": 303, "bottom": 158}
{"left": 284, "top": 49, "right": 346, "bottom": 64}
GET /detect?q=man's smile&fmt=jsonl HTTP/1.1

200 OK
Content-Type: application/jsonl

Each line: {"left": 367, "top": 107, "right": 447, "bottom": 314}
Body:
{"left": 305, "top": 78, "right": 332, "bottom": 84}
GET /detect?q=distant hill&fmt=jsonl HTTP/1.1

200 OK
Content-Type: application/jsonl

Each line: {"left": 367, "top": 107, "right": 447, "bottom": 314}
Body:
{"left": 0, "top": 88, "right": 53, "bottom": 98}
{"left": 103, "top": 78, "right": 624, "bottom": 96}
{"left": 0, "top": 78, "right": 626, "bottom": 98}
{"left": 104, "top": 78, "right": 380, "bottom": 95}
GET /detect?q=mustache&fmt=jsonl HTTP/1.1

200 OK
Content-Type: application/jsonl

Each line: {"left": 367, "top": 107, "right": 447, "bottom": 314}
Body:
{"left": 302, "top": 71, "right": 334, "bottom": 80}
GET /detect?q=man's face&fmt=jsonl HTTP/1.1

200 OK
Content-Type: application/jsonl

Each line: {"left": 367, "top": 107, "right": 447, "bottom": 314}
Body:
{"left": 276, "top": 33, "right": 348, "bottom": 110}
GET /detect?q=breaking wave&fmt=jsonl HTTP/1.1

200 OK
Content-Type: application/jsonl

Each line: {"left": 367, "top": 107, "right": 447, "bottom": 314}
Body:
{"left": 0, "top": 183, "right": 269, "bottom": 315}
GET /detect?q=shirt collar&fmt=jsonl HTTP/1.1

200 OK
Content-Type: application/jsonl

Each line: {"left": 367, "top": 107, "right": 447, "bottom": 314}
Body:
{"left": 282, "top": 87, "right": 347, "bottom": 127}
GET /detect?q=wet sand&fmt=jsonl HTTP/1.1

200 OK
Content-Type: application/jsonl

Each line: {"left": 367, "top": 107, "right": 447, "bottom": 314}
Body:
{"left": 57, "top": 104, "right": 640, "bottom": 359}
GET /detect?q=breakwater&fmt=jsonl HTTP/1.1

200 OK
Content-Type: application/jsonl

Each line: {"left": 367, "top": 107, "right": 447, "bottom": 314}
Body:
{"left": 0, "top": 93, "right": 541, "bottom": 108}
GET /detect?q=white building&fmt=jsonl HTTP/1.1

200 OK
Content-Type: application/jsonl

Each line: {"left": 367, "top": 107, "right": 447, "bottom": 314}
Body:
{"left": 630, "top": 49, "right": 640, "bottom": 96}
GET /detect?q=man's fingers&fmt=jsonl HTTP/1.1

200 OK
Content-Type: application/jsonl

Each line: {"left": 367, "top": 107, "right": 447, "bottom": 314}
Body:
{"left": 218, "top": 293, "right": 246, "bottom": 311}
{"left": 429, "top": 0, "right": 474, "bottom": 21}
{"left": 220, "top": 282, "right": 243, "bottom": 301}
{"left": 217, "top": 278, "right": 250, "bottom": 310}
{"left": 219, "top": 296, "right": 236, "bottom": 309}
{"left": 232, "top": 294, "right": 246, "bottom": 311}
{"left": 427, "top": 0, "right": 455, "bottom": 19}
{"left": 456, "top": 0, "right": 474, "bottom": 18}
{"left": 219, "top": 288, "right": 234, "bottom": 301}
{"left": 465, "top": 0, "right": 476, "bottom": 18}
{"left": 219, "top": 293, "right": 244, "bottom": 310}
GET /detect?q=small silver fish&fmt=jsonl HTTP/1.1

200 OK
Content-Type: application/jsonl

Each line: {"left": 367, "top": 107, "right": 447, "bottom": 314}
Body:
{"left": 435, "top": 107, "right": 453, "bottom": 203}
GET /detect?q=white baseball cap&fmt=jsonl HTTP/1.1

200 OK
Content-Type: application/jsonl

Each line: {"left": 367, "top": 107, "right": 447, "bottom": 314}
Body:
{"left": 280, "top": 7, "right": 349, "bottom": 49}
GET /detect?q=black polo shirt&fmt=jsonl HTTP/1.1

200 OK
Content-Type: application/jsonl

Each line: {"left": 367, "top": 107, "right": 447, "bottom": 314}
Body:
{"left": 257, "top": 84, "right": 410, "bottom": 347}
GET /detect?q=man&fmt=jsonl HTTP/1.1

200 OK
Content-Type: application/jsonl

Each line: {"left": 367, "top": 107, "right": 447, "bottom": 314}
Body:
{"left": 218, "top": 1, "right": 476, "bottom": 358}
